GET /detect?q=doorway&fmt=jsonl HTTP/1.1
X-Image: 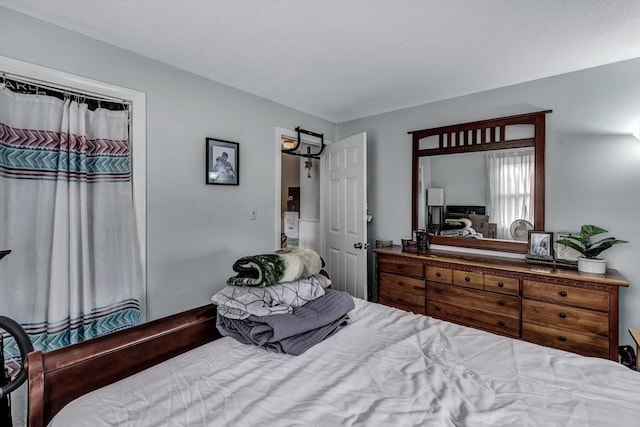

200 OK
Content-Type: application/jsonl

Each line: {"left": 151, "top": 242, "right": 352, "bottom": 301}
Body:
{"left": 275, "top": 128, "right": 369, "bottom": 300}
{"left": 276, "top": 128, "right": 323, "bottom": 253}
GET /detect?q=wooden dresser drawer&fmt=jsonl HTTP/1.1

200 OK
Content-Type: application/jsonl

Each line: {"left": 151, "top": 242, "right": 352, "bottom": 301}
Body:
{"left": 374, "top": 247, "right": 627, "bottom": 361}
{"left": 379, "top": 272, "right": 424, "bottom": 296}
{"left": 522, "top": 299, "right": 609, "bottom": 337}
{"left": 523, "top": 280, "right": 609, "bottom": 312}
{"left": 425, "top": 266, "right": 452, "bottom": 284}
{"left": 427, "top": 301, "right": 520, "bottom": 337}
{"left": 427, "top": 282, "right": 519, "bottom": 317}
{"left": 379, "top": 258, "right": 424, "bottom": 278}
{"left": 452, "top": 270, "right": 483, "bottom": 290}
{"left": 379, "top": 286, "right": 425, "bottom": 313}
{"left": 521, "top": 322, "right": 609, "bottom": 358}
{"left": 484, "top": 274, "right": 519, "bottom": 296}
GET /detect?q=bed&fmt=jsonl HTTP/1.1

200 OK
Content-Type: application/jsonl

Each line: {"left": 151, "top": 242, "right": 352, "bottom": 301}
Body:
{"left": 26, "top": 297, "right": 640, "bottom": 426}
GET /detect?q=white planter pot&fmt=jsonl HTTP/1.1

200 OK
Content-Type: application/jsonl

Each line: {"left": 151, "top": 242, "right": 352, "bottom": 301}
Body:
{"left": 577, "top": 257, "right": 607, "bottom": 274}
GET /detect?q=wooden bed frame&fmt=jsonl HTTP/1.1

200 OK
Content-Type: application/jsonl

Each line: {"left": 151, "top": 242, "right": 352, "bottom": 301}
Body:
{"left": 26, "top": 304, "right": 221, "bottom": 427}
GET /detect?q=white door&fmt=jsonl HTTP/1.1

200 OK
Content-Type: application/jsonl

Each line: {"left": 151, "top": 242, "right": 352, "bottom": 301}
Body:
{"left": 321, "top": 133, "right": 367, "bottom": 300}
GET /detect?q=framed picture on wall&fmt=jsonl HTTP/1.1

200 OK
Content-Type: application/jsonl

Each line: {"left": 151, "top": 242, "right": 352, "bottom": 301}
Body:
{"left": 526, "top": 230, "right": 554, "bottom": 261}
{"left": 206, "top": 138, "right": 239, "bottom": 185}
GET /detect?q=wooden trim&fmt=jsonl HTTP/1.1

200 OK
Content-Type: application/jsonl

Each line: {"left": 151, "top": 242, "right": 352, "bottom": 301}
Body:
{"left": 27, "top": 304, "right": 220, "bottom": 427}
{"left": 417, "top": 137, "right": 535, "bottom": 157}
{"left": 411, "top": 137, "right": 420, "bottom": 231}
{"left": 430, "top": 235, "right": 528, "bottom": 253}
{"left": 26, "top": 351, "right": 44, "bottom": 427}
{"left": 534, "top": 113, "right": 546, "bottom": 231}
{"left": 408, "top": 110, "right": 552, "bottom": 137}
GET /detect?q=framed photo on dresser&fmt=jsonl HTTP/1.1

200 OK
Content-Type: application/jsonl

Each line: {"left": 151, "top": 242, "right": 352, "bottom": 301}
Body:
{"left": 526, "top": 230, "right": 554, "bottom": 261}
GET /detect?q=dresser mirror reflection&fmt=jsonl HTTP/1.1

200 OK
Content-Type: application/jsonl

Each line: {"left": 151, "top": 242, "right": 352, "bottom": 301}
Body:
{"left": 410, "top": 111, "right": 551, "bottom": 253}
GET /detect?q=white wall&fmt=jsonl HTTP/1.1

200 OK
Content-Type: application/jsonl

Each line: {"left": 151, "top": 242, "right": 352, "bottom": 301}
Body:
{"left": 428, "top": 151, "right": 487, "bottom": 206}
{"left": 0, "top": 8, "right": 335, "bottom": 320}
{"left": 337, "top": 58, "right": 640, "bottom": 347}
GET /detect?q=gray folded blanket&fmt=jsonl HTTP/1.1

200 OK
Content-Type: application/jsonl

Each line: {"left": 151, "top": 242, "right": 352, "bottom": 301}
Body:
{"left": 216, "top": 289, "right": 355, "bottom": 355}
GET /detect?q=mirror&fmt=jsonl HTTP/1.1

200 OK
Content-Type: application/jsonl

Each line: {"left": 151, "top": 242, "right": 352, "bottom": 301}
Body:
{"left": 411, "top": 111, "right": 550, "bottom": 253}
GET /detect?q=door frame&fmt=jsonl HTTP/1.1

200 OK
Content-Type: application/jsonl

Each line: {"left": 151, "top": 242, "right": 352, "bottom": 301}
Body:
{"left": 274, "top": 127, "right": 331, "bottom": 252}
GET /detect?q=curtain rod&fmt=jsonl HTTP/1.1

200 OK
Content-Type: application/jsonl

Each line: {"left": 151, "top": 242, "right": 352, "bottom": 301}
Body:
{"left": 1, "top": 71, "right": 132, "bottom": 106}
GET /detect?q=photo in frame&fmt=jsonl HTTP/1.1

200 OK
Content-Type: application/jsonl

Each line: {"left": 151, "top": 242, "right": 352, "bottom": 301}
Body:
{"left": 526, "top": 230, "right": 554, "bottom": 261}
{"left": 206, "top": 138, "right": 239, "bottom": 185}
{"left": 554, "top": 231, "right": 581, "bottom": 265}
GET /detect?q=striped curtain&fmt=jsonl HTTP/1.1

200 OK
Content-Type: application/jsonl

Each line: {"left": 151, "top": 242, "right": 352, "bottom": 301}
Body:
{"left": 0, "top": 85, "right": 142, "bottom": 370}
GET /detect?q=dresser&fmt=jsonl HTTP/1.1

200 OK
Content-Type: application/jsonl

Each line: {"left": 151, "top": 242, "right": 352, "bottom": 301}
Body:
{"left": 374, "top": 246, "right": 629, "bottom": 360}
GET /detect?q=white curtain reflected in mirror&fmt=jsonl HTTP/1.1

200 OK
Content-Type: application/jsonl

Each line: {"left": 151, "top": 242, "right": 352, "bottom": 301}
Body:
{"left": 486, "top": 148, "right": 535, "bottom": 239}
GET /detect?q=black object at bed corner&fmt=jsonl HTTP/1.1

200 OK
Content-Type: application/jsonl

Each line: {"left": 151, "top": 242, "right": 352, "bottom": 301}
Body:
{"left": 1, "top": 338, "right": 10, "bottom": 427}
{"left": 1, "top": 250, "right": 11, "bottom": 426}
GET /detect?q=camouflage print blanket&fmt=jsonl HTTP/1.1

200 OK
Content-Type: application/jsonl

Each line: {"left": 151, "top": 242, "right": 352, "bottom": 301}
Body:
{"left": 227, "top": 248, "right": 324, "bottom": 287}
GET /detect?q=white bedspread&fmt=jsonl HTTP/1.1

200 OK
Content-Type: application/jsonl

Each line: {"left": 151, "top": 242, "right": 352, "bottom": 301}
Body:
{"left": 49, "top": 299, "right": 640, "bottom": 427}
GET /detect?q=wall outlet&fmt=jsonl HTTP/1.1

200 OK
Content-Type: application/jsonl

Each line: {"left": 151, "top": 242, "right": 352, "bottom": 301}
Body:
{"left": 249, "top": 207, "right": 257, "bottom": 220}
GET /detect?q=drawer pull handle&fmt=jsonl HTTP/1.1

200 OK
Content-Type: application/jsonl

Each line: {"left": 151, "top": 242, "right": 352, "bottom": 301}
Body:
{"left": 559, "top": 312, "right": 567, "bottom": 319}
{"left": 435, "top": 272, "right": 441, "bottom": 277}
{"left": 435, "top": 287, "right": 442, "bottom": 293}
{"left": 497, "top": 282, "right": 504, "bottom": 288}
{"left": 464, "top": 276, "right": 471, "bottom": 282}
{"left": 398, "top": 297, "right": 404, "bottom": 303}
{"left": 557, "top": 335, "right": 567, "bottom": 342}
{"left": 559, "top": 291, "right": 568, "bottom": 297}
{"left": 435, "top": 306, "right": 441, "bottom": 311}
{"left": 498, "top": 320, "right": 505, "bottom": 327}
{"left": 398, "top": 281, "right": 404, "bottom": 286}
{"left": 498, "top": 300, "right": 505, "bottom": 306}
{"left": 396, "top": 265, "right": 403, "bottom": 269}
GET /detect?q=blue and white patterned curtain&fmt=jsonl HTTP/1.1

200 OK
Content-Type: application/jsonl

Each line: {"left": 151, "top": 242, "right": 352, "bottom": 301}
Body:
{"left": 0, "top": 85, "right": 142, "bottom": 370}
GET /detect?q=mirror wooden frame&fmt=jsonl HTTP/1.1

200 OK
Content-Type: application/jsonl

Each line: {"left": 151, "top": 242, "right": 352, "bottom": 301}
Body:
{"left": 410, "top": 110, "right": 552, "bottom": 253}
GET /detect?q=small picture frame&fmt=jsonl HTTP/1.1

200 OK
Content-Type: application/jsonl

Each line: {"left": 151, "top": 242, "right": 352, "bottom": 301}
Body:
{"left": 527, "top": 230, "right": 554, "bottom": 261}
{"left": 554, "top": 232, "right": 581, "bottom": 262}
{"left": 206, "top": 138, "right": 239, "bottom": 185}
{"left": 552, "top": 231, "right": 580, "bottom": 267}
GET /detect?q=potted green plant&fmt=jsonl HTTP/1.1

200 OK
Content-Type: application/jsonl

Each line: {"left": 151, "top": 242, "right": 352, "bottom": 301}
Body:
{"left": 556, "top": 225, "right": 627, "bottom": 274}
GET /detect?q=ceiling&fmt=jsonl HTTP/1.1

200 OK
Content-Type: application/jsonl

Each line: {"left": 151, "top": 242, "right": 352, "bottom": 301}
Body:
{"left": 2, "top": 1, "right": 639, "bottom": 123}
